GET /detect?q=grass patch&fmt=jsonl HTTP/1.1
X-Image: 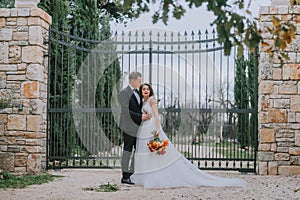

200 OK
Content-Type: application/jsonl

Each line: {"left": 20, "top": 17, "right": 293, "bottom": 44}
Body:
{"left": 83, "top": 182, "right": 119, "bottom": 192}
{"left": 0, "top": 171, "right": 63, "bottom": 189}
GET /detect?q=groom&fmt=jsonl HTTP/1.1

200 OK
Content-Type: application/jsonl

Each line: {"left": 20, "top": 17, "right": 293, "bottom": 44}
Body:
{"left": 119, "top": 71, "right": 151, "bottom": 184}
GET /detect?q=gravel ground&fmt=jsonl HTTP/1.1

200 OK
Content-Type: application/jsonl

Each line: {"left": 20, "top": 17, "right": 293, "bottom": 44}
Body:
{"left": 0, "top": 169, "right": 299, "bottom": 200}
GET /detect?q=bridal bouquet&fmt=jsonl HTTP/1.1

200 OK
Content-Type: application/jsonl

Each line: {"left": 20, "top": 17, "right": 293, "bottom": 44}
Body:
{"left": 147, "top": 130, "right": 169, "bottom": 155}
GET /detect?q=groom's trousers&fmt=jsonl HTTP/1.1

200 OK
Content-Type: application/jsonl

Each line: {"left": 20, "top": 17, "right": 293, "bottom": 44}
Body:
{"left": 121, "top": 132, "right": 137, "bottom": 179}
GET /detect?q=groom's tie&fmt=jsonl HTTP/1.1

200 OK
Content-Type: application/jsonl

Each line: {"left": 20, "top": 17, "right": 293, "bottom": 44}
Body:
{"left": 133, "top": 89, "right": 140, "bottom": 104}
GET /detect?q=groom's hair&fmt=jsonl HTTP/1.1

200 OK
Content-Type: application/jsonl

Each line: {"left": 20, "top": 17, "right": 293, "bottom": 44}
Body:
{"left": 129, "top": 71, "right": 142, "bottom": 80}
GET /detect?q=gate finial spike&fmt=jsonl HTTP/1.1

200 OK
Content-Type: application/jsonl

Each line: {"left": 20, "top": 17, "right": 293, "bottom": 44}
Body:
{"left": 205, "top": 29, "right": 208, "bottom": 34}
{"left": 170, "top": 32, "right": 174, "bottom": 37}
{"left": 157, "top": 32, "right": 160, "bottom": 37}
{"left": 191, "top": 31, "right": 194, "bottom": 36}
{"left": 164, "top": 32, "right": 167, "bottom": 37}
{"left": 184, "top": 31, "right": 187, "bottom": 36}
{"left": 149, "top": 30, "right": 152, "bottom": 36}
{"left": 198, "top": 30, "right": 201, "bottom": 36}
{"left": 212, "top": 29, "right": 215, "bottom": 34}
{"left": 128, "top": 31, "right": 132, "bottom": 36}
{"left": 135, "top": 31, "right": 138, "bottom": 36}
{"left": 142, "top": 31, "right": 145, "bottom": 37}
{"left": 121, "top": 31, "right": 125, "bottom": 36}
{"left": 177, "top": 31, "right": 180, "bottom": 36}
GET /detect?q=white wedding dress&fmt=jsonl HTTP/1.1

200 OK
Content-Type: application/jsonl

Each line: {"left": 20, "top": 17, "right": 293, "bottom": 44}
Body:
{"left": 131, "top": 96, "right": 247, "bottom": 189}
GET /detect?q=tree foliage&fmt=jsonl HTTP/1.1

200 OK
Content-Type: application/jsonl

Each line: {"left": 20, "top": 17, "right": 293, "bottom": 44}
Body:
{"left": 234, "top": 53, "right": 258, "bottom": 148}
{"left": 121, "top": 0, "right": 296, "bottom": 60}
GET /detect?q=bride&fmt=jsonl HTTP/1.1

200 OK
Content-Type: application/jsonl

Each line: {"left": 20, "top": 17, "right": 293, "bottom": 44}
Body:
{"left": 130, "top": 83, "right": 247, "bottom": 188}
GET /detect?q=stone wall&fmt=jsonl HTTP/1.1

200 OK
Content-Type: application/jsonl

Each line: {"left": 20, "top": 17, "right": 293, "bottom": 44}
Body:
{"left": 258, "top": 5, "right": 300, "bottom": 175}
{"left": 0, "top": 7, "right": 51, "bottom": 173}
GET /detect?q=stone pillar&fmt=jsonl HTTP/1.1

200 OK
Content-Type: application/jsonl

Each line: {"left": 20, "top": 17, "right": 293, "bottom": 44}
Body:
{"left": 258, "top": 4, "right": 300, "bottom": 175}
{"left": 0, "top": 5, "right": 51, "bottom": 173}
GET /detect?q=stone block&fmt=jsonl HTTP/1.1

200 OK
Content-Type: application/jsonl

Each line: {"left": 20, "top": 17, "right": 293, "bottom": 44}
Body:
{"left": 268, "top": 162, "right": 278, "bottom": 175}
{"left": 0, "top": 8, "right": 10, "bottom": 17}
{"left": 258, "top": 112, "right": 269, "bottom": 123}
{"left": 27, "top": 115, "right": 42, "bottom": 132}
{"left": 258, "top": 143, "right": 271, "bottom": 151}
{"left": 27, "top": 154, "right": 42, "bottom": 172}
{"left": 30, "top": 99, "right": 45, "bottom": 114}
{"left": 7, "top": 145, "right": 21, "bottom": 152}
{"left": 296, "top": 132, "right": 300, "bottom": 146}
{"left": 259, "top": 81, "right": 273, "bottom": 94}
{"left": 21, "top": 81, "right": 39, "bottom": 98}
{"left": 0, "top": 114, "right": 7, "bottom": 124}
{"left": 17, "top": 17, "right": 27, "bottom": 26}
{"left": 28, "top": 17, "right": 41, "bottom": 26}
{"left": 22, "top": 46, "right": 43, "bottom": 64}
{"left": 275, "top": 153, "right": 290, "bottom": 160}
{"left": 289, "top": 147, "right": 300, "bottom": 155}
{"left": 7, "top": 74, "right": 26, "bottom": 81}
{"left": 278, "top": 166, "right": 300, "bottom": 175}
{"left": 296, "top": 113, "right": 300, "bottom": 123}
{"left": 277, "top": 147, "right": 289, "bottom": 152}
{"left": 26, "top": 64, "right": 44, "bottom": 81}
{"left": 5, "top": 131, "right": 25, "bottom": 137}
{"left": 260, "top": 129, "right": 275, "bottom": 143}
{"left": 0, "top": 18, "right": 5, "bottom": 28}
{"left": 273, "top": 68, "right": 282, "bottom": 80}
{"left": 29, "top": 26, "right": 43, "bottom": 45}
{"left": 9, "top": 41, "right": 28, "bottom": 46}
{"left": 278, "top": 85, "right": 297, "bottom": 94}
{"left": 273, "top": 99, "right": 290, "bottom": 108}
{"left": 0, "top": 42, "right": 9, "bottom": 63}
{"left": 283, "top": 64, "right": 300, "bottom": 80}
{"left": 15, "top": 154, "right": 27, "bottom": 167}
{"left": 0, "top": 152, "right": 14, "bottom": 171}
{"left": 278, "top": 6, "right": 289, "bottom": 14}
{"left": 7, "top": 114, "right": 26, "bottom": 130}
{"left": 269, "top": 109, "right": 288, "bottom": 123}
{"left": 0, "top": 64, "right": 17, "bottom": 71}
{"left": 18, "top": 63, "right": 27, "bottom": 70}
{"left": 291, "top": 95, "right": 300, "bottom": 112}
{"left": 258, "top": 161, "right": 268, "bottom": 175}
{"left": 9, "top": 45, "right": 21, "bottom": 61}
{"left": 15, "top": 167, "right": 26, "bottom": 173}
{"left": 25, "top": 139, "right": 41, "bottom": 146}
{"left": 258, "top": 151, "right": 274, "bottom": 161}
{"left": 18, "top": 8, "right": 30, "bottom": 17}
{"left": 259, "top": 6, "right": 270, "bottom": 15}
{"left": 24, "top": 132, "right": 42, "bottom": 139}
{"left": 0, "top": 28, "right": 13, "bottom": 41}
{"left": 288, "top": 112, "right": 296, "bottom": 122}
{"left": 17, "top": 26, "right": 28, "bottom": 32}
{"left": 22, "top": 146, "right": 41, "bottom": 153}
{"left": 13, "top": 32, "right": 28, "bottom": 41}
{"left": 10, "top": 8, "right": 18, "bottom": 17}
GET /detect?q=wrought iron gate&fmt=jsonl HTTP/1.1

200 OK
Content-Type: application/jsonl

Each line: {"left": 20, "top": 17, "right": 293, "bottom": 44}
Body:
{"left": 47, "top": 27, "right": 258, "bottom": 173}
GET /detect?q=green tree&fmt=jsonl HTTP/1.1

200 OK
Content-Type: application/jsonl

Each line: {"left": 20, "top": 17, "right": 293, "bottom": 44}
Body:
{"left": 234, "top": 53, "right": 258, "bottom": 148}
{"left": 0, "top": 0, "right": 14, "bottom": 8}
{"left": 38, "top": 0, "right": 124, "bottom": 161}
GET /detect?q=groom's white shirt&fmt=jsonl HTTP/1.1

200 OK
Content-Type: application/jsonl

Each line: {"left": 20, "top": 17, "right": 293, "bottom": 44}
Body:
{"left": 129, "top": 85, "right": 140, "bottom": 105}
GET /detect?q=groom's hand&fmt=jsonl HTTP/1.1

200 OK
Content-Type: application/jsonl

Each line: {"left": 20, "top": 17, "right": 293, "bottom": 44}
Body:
{"left": 142, "top": 113, "right": 151, "bottom": 121}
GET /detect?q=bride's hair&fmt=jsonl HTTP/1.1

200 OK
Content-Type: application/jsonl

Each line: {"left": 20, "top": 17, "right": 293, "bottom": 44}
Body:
{"left": 139, "top": 83, "right": 154, "bottom": 97}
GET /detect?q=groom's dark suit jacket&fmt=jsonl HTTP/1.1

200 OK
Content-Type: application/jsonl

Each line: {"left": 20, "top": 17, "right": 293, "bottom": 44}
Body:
{"left": 119, "top": 85, "right": 143, "bottom": 136}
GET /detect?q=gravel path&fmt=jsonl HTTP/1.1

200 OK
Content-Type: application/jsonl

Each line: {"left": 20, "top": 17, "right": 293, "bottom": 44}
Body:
{"left": 0, "top": 169, "right": 299, "bottom": 200}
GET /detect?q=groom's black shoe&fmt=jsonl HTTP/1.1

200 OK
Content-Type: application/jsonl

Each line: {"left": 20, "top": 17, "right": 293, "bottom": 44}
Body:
{"left": 121, "top": 178, "right": 134, "bottom": 185}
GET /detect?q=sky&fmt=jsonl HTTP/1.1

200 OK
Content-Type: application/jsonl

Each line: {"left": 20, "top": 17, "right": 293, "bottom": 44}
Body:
{"left": 109, "top": 0, "right": 272, "bottom": 106}
{"left": 111, "top": 0, "right": 271, "bottom": 34}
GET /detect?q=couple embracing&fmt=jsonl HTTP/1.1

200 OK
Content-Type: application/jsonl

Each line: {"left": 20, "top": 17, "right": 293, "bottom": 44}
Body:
{"left": 119, "top": 72, "right": 246, "bottom": 189}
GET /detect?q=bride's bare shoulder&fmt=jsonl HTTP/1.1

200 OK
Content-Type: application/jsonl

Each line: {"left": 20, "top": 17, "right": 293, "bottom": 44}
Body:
{"left": 149, "top": 96, "right": 157, "bottom": 106}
